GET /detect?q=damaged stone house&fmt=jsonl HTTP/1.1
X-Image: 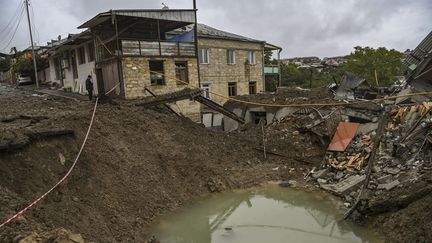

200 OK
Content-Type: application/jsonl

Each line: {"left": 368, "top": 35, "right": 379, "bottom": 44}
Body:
{"left": 38, "top": 8, "right": 281, "bottom": 124}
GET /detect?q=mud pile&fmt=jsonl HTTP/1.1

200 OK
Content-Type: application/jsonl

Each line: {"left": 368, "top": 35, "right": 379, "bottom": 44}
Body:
{"left": 0, "top": 85, "right": 299, "bottom": 242}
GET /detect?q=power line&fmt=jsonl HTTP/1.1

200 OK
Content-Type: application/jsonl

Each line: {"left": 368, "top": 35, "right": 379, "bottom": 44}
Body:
{"left": 0, "top": 1, "right": 24, "bottom": 35}
{"left": 0, "top": 6, "right": 26, "bottom": 52}
{"left": 30, "top": 0, "right": 40, "bottom": 43}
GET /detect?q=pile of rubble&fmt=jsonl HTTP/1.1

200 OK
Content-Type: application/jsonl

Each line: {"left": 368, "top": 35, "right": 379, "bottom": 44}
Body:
{"left": 310, "top": 102, "right": 432, "bottom": 206}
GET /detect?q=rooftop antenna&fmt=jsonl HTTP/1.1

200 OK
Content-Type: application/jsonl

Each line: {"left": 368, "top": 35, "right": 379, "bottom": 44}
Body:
{"left": 162, "top": 3, "right": 169, "bottom": 9}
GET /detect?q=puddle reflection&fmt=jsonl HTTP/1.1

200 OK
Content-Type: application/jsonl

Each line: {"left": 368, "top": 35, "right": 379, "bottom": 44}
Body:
{"left": 150, "top": 185, "right": 382, "bottom": 243}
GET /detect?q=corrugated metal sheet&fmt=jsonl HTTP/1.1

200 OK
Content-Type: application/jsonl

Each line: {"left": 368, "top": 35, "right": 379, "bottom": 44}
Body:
{"left": 328, "top": 122, "right": 360, "bottom": 152}
{"left": 403, "top": 31, "right": 432, "bottom": 70}
{"left": 114, "top": 10, "right": 195, "bottom": 23}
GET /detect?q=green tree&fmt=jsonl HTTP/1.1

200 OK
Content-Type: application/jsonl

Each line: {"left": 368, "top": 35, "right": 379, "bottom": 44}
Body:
{"left": 345, "top": 46, "right": 402, "bottom": 86}
{"left": 12, "top": 54, "right": 47, "bottom": 74}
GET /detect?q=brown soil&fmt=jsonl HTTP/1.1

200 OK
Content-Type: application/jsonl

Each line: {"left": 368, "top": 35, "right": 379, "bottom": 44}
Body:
{"left": 1, "top": 84, "right": 431, "bottom": 242}
{"left": 0, "top": 85, "right": 315, "bottom": 242}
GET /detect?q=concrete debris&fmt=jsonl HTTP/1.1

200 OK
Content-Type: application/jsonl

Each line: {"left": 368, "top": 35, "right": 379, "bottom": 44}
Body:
{"left": 377, "top": 180, "right": 400, "bottom": 191}
{"left": 311, "top": 101, "right": 432, "bottom": 207}
{"left": 320, "top": 175, "right": 366, "bottom": 196}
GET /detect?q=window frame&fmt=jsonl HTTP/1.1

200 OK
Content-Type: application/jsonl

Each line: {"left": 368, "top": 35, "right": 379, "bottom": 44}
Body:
{"left": 87, "top": 43, "right": 95, "bottom": 62}
{"left": 248, "top": 51, "right": 256, "bottom": 65}
{"left": 227, "top": 49, "right": 236, "bottom": 65}
{"left": 201, "top": 83, "right": 211, "bottom": 99}
{"left": 199, "top": 48, "right": 210, "bottom": 64}
{"left": 249, "top": 81, "right": 257, "bottom": 94}
{"left": 77, "top": 46, "right": 86, "bottom": 65}
{"left": 228, "top": 82, "right": 237, "bottom": 97}
{"left": 175, "top": 61, "right": 189, "bottom": 85}
{"left": 149, "top": 60, "right": 166, "bottom": 86}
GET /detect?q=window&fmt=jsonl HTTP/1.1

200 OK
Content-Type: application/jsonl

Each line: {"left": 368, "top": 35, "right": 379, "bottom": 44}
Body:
{"left": 175, "top": 62, "right": 189, "bottom": 84}
{"left": 198, "top": 48, "right": 209, "bottom": 64}
{"left": 54, "top": 57, "right": 61, "bottom": 80}
{"left": 77, "top": 47, "right": 86, "bottom": 64}
{"left": 70, "top": 50, "right": 78, "bottom": 79}
{"left": 248, "top": 51, "right": 256, "bottom": 64}
{"left": 227, "top": 49, "right": 235, "bottom": 64}
{"left": 149, "top": 60, "right": 165, "bottom": 85}
{"left": 201, "top": 83, "right": 211, "bottom": 99}
{"left": 251, "top": 111, "right": 267, "bottom": 125}
{"left": 87, "top": 43, "right": 95, "bottom": 62}
{"left": 249, "top": 81, "right": 257, "bottom": 94}
{"left": 228, "top": 82, "right": 237, "bottom": 97}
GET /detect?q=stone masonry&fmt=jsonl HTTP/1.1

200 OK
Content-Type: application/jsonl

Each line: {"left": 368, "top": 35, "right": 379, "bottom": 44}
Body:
{"left": 122, "top": 56, "right": 201, "bottom": 122}
{"left": 198, "top": 38, "right": 264, "bottom": 106}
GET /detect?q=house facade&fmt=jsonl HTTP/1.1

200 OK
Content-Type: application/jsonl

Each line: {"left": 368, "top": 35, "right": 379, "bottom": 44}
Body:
{"left": 40, "top": 9, "right": 281, "bottom": 125}
{"left": 44, "top": 31, "right": 98, "bottom": 95}
{"left": 182, "top": 24, "right": 281, "bottom": 127}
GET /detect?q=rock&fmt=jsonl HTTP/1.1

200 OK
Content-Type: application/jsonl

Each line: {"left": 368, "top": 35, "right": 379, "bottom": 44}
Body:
{"left": 335, "top": 171, "right": 345, "bottom": 180}
{"left": 69, "top": 233, "right": 85, "bottom": 243}
{"left": 59, "top": 153, "right": 66, "bottom": 166}
{"left": 19, "top": 232, "right": 41, "bottom": 243}
{"left": 317, "top": 178, "right": 327, "bottom": 184}
{"left": 384, "top": 167, "right": 401, "bottom": 175}
{"left": 377, "top": 175, "right": 392, "bottom": 184}
{"left": 372, "top": 166, "right": 381, "bottom": 173}
{"left": 377, "top": 180, "right": 400, "bottom": 191}
{"left": 72, "top": 196, "right": 80, "bottom": 202}
{"left": 312, "top": 168, "right": 328, "bottom": 179}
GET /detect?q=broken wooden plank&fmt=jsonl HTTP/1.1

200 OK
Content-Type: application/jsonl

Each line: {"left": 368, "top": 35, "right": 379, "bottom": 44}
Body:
{"left": 194, "top": 95, "right": 245, "bottom": 124}
{"left": 136, "top": 88, "right": 202, "bottom": 107}
{"left": 144, "top": 87, "right": 183, "bottom": 117}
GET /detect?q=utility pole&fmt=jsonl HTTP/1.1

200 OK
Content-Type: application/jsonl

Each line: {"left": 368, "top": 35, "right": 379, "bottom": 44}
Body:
{"left": 24, "top": 0, "right": 39, "bottom": 89}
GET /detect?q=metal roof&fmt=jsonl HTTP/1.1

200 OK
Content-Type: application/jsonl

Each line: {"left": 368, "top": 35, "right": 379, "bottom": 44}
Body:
{"left": 79, "top": 9, "right": 196, "bottom": 29}
{"left": 403, "top": 30, "right": 432, "bottom": 71}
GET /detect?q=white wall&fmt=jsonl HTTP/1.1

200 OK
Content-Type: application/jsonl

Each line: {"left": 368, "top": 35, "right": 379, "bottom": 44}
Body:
{"left": 47, "top": 41, "right": 98, "bottom": 94}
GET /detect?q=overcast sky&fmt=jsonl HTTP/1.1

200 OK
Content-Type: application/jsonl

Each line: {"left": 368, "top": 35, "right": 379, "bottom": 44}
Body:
{"left": 0, "top": 0, "right": 431, "bottom": 58}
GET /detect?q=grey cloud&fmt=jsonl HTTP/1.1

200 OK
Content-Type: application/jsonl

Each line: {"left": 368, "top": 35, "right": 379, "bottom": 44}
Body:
{"left": 0, "top": 0, "right": 430, "bottom": 57}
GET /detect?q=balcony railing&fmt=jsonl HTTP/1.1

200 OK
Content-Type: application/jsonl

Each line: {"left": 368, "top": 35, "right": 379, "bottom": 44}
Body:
{"left": 121, "top": 40, "right": 195, "bottom": 57}
{"left": 264, "top": 65, "right": 279, "bottom": 75}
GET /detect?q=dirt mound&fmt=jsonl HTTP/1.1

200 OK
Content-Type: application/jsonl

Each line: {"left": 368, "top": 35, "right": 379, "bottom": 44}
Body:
{"left": 0, "top": 85, "right": 305, "bottom": 241}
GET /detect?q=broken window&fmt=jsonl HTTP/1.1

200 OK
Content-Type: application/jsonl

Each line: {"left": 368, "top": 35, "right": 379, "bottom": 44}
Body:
{"left": 201, "top": 83, "right": 211, "bottom": 99}
{"left": 87, "top": 43, "right": 95, "bottom": 62}
{"left": 175, "top": 62, "right": 189, "bottom": 84}
{"left": 227, "top": 49, "right": 236, "bottom": 64}
{"left": 249, "top": 81, "right": 257, "bottom": 94}
{"left": 77, "top": 47, "right": 86, "bottom": 65}
{"left": 228, "top": 82, "right": 237, "bottom": 97}
{"left": 198, "top": 48, "right": 209, "bottom": 64}
{"left": 251, "top": 111, "right": 267, "bottom": 125}
{"left": 248, "top": 51, "right": 256, "bottom": 64}
{"left": 149, "top": 60, "right": 165, "bottom": 85}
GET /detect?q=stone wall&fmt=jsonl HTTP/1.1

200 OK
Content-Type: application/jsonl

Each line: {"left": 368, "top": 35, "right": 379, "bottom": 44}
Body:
{"left": 198, "top": 38, "right": 264, "bottom": 106}
{"left": 121, "top": 56, "right": 201, "bottom": 122}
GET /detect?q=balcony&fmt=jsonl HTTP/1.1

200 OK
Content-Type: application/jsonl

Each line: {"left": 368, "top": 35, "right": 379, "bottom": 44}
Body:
{"left": 121, "top": 40, "right": 195, "bottom": 57}
{"left": 264, "top": 65, "right": 279, "bottom": 75}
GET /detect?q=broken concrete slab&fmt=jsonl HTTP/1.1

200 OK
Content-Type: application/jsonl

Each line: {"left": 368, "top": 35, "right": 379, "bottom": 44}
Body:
{"left": 377, "top": 174, "right": 392, "bottom": 184}
{"left": 377, "top": 180, "right": 400, "bottom": 191}
{"left": 312, "top": 168, "right": 328, "bottom": 179}
{"left": 357, "top": 122, "right": 378, "bottom": 135}
{"left": 383, "top": 167, "right": 401, "bottom": 175}
{"left": 320, "top": 175, "right": 366, "bottom": 196}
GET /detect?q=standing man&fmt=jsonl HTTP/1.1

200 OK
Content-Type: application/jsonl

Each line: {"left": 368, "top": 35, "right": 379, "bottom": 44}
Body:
{"left": 85, "top": 75, "right": 94, "bottom": 101}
